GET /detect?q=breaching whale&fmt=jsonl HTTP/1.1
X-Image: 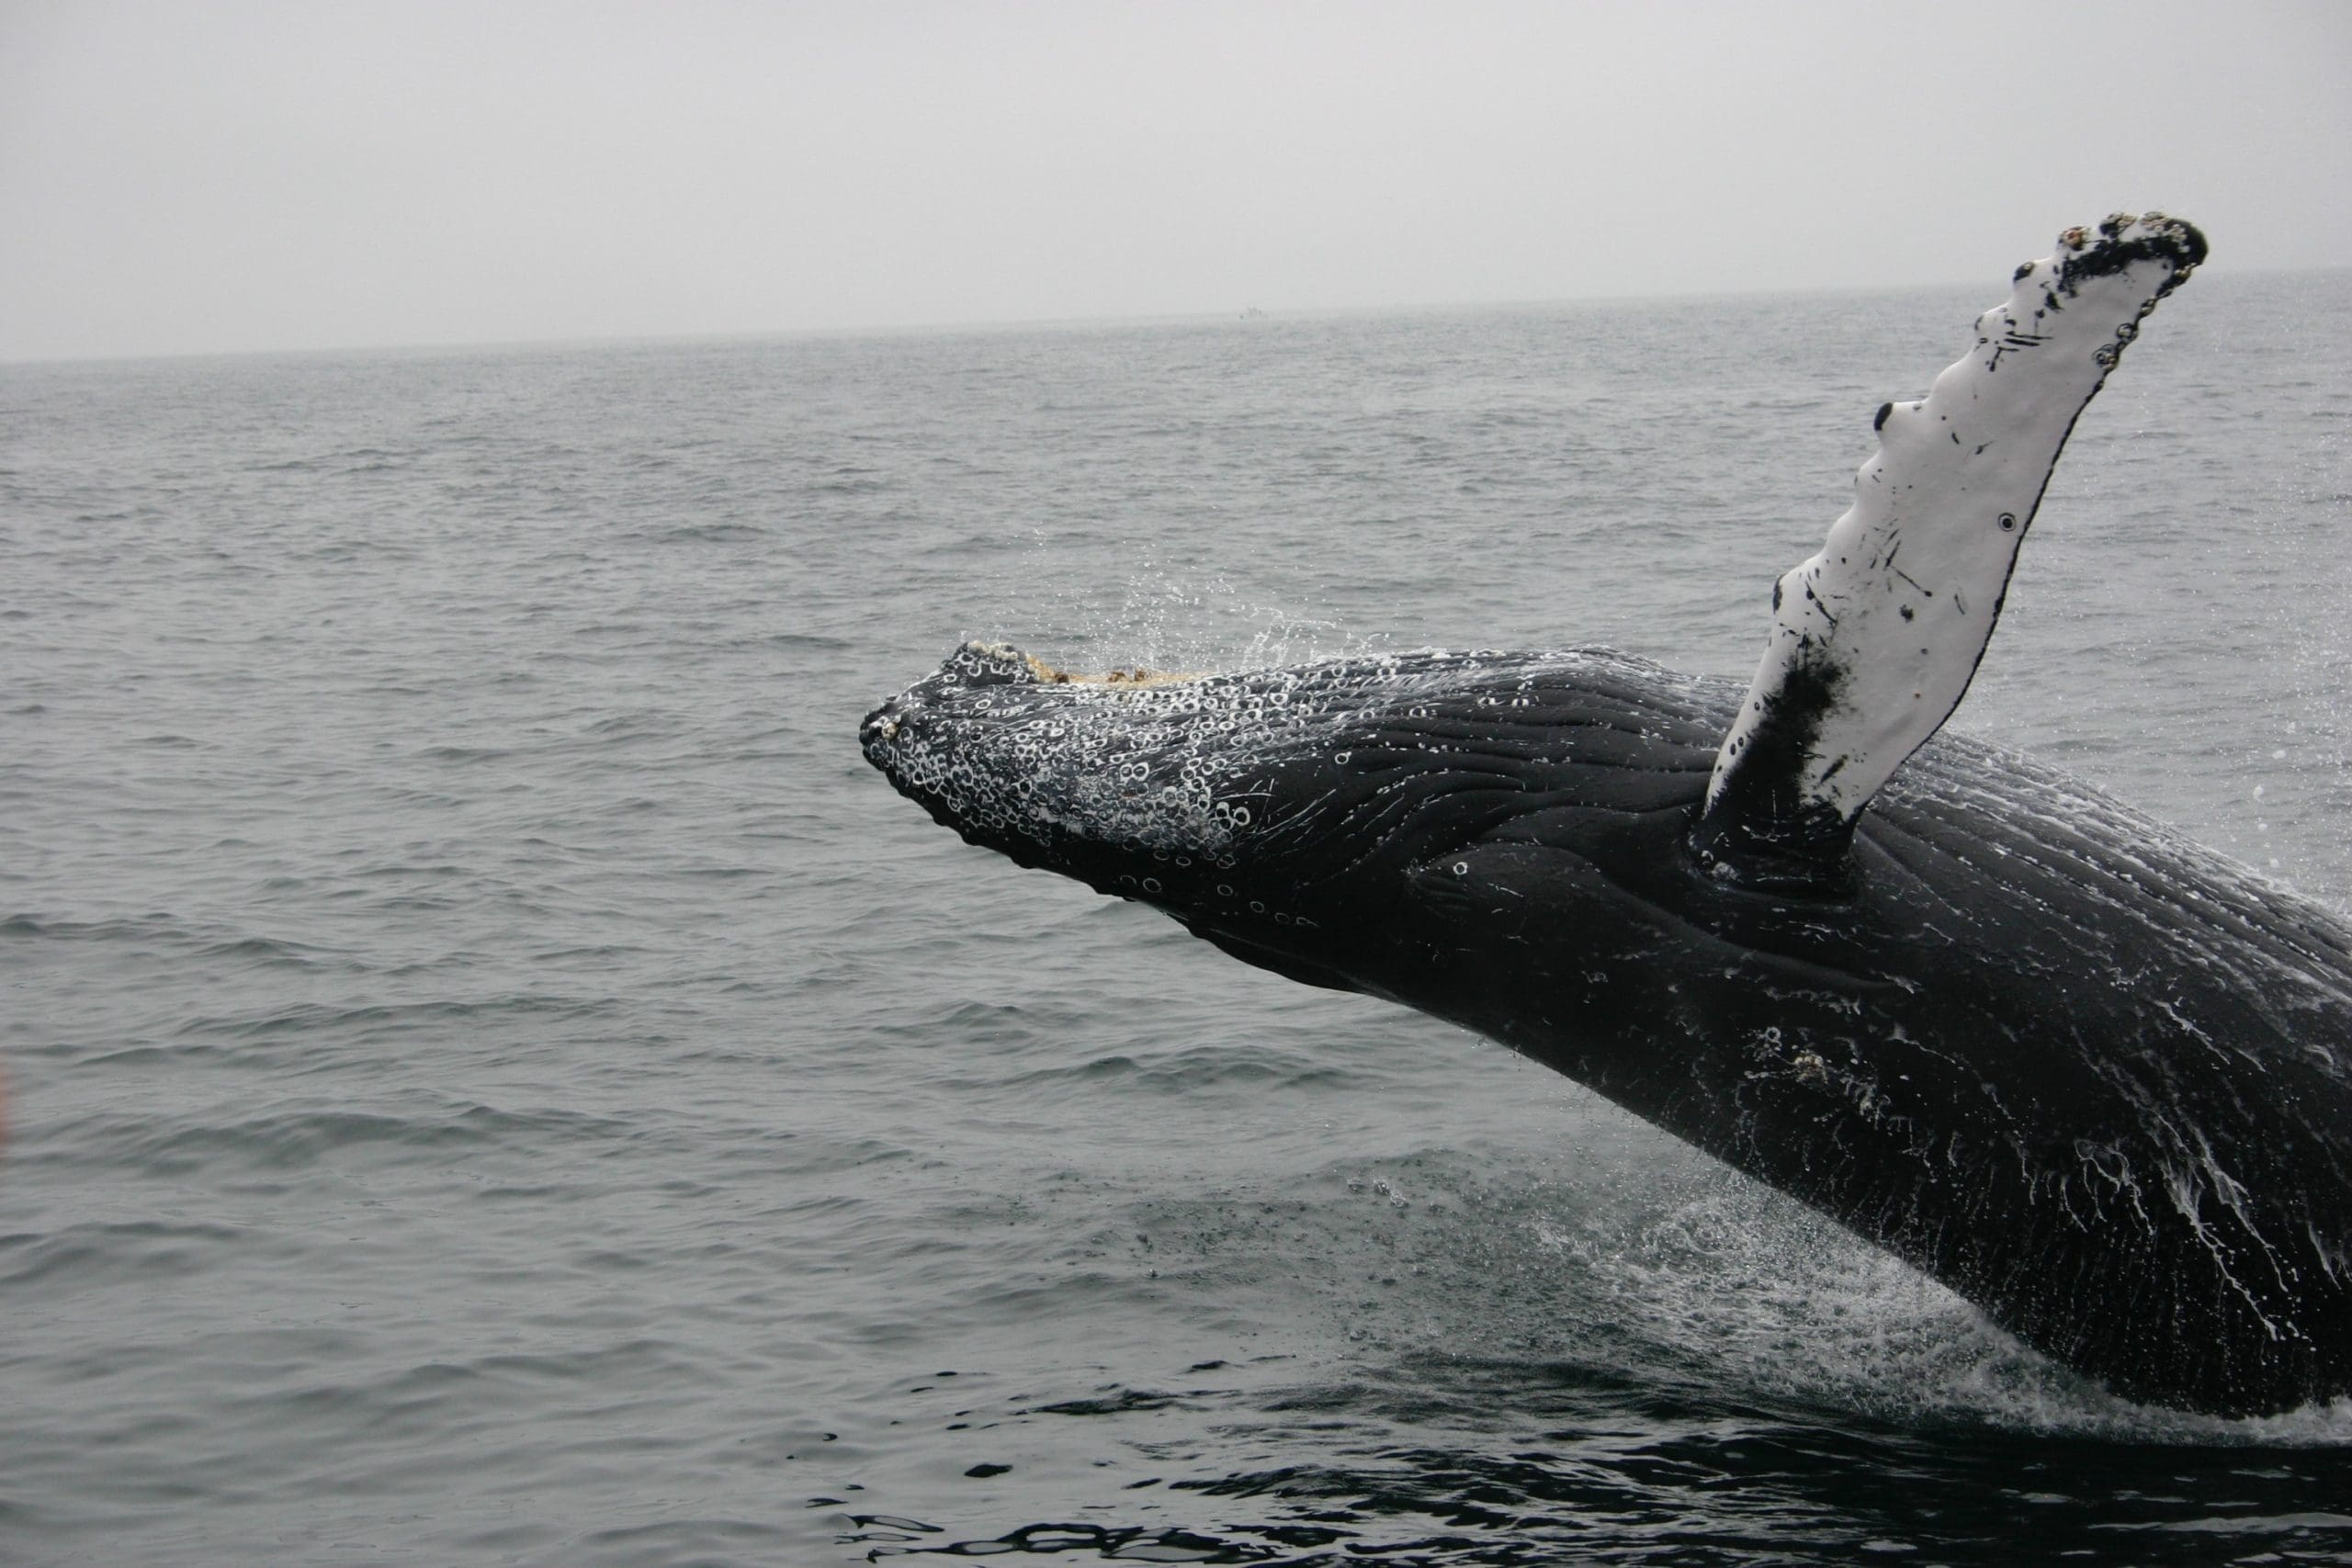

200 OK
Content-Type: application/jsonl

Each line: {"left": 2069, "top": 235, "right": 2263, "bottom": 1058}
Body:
{"left": 860, "top": 215, "right": 2352, "bottom": 1418}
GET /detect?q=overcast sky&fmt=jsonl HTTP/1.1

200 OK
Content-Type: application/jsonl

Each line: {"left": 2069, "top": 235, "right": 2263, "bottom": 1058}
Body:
{"left": 3, "top": 0, "right": 2347, "bottom": 362}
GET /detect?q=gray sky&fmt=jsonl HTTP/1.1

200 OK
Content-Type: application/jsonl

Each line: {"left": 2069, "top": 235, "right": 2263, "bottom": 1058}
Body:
{"left": 4, "top": 0, "right": 2347, "bottom": 362}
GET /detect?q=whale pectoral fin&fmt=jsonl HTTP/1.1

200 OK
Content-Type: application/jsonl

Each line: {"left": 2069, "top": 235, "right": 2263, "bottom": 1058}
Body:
{"left": 1695, "top": 214, "right": 2205, "bottom": 887}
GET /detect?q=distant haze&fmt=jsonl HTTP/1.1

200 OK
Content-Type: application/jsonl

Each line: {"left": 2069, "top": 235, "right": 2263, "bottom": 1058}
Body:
{"left": 3, "top": 0, "right": 2347, "bottom": 362}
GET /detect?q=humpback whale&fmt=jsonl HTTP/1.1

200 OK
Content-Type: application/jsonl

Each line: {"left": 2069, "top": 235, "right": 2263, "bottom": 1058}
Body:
{"left": 860, "top": 216, "right": 2352, "bottom": 1418}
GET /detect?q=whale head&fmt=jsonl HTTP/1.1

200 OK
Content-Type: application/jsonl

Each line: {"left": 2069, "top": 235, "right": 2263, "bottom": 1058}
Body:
{"left": 860, "top": 641, "right": 1730, "bottom": 995}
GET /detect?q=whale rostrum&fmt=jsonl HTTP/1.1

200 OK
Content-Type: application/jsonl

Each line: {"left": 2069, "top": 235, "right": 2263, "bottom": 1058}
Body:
{"left": 861, "top": 216, "right": 2352, "bottom": 1417}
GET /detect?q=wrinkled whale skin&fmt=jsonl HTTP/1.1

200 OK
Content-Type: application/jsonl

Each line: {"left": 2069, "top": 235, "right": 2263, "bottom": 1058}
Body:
{"left": 863, "top": 642, "right": 2352, "bottom": 1416}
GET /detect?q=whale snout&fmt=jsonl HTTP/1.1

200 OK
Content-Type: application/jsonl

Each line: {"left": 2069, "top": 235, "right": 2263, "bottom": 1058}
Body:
{"left": 862, "top": 640, "right": 1338, "bottom": 901}
{"left": 860, "top": 641, "right": 1208, "bottom": 878}
{"left": 862, "top": 644, "right": 1033, "bottom": 770}
{"left": 857, "top": 695, "right": 901, "bottom": 748}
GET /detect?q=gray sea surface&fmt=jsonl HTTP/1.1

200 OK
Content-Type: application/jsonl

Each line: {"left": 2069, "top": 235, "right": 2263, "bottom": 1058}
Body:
{"left": 5, "top": 269, "right": 2351, "bottom": 1565}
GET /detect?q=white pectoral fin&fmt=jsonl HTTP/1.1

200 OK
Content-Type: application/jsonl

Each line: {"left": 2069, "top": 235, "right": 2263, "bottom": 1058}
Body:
{"left": 1692, "top": 213, "right": 2206, "bottom": 886}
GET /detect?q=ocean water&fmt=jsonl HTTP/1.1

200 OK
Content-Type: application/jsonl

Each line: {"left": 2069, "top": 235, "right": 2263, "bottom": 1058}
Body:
{"left": 5, "top": 268, "right": 2350, "bottom": 1566}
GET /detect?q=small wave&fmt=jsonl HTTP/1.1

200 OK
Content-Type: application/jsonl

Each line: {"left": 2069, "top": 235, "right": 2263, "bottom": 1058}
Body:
{"left": 0, "top": 1216, "right": 273, "bottom": 1292}
{"left": 653, "top": 522, "right": 766, "bottom": 543}
{"left": 846, "top": 1518, "right": 1244, "bottom": 1562}
{"left": 1027, "top": 1387, "right": 1184, "bottom": 1417}
{"left": 172, "top": 994, "right": 619, "bottom": 1047}
{"left": 868, "top": 999, "right": 1045, "bottom": 1050}
{"left": 36, "top": 1100, "right": 642, "bottom": 1179}
{"left": 0, "top": 915, "right": 340, "bottom": 990}
{"left": 703, "top": 1131, "right": 916, "bottom": 1176}
{"left": 965, "top": 1046, "right": 1374, "bottom": 1097}
{"left": 191, "top": 934, "right": 325, "bottom": 964}
{"left": 3, "top": 910, "right": 195, "bottom": 944}
{"left": 583, "top": 712, "right": 674, "bottom": 738}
